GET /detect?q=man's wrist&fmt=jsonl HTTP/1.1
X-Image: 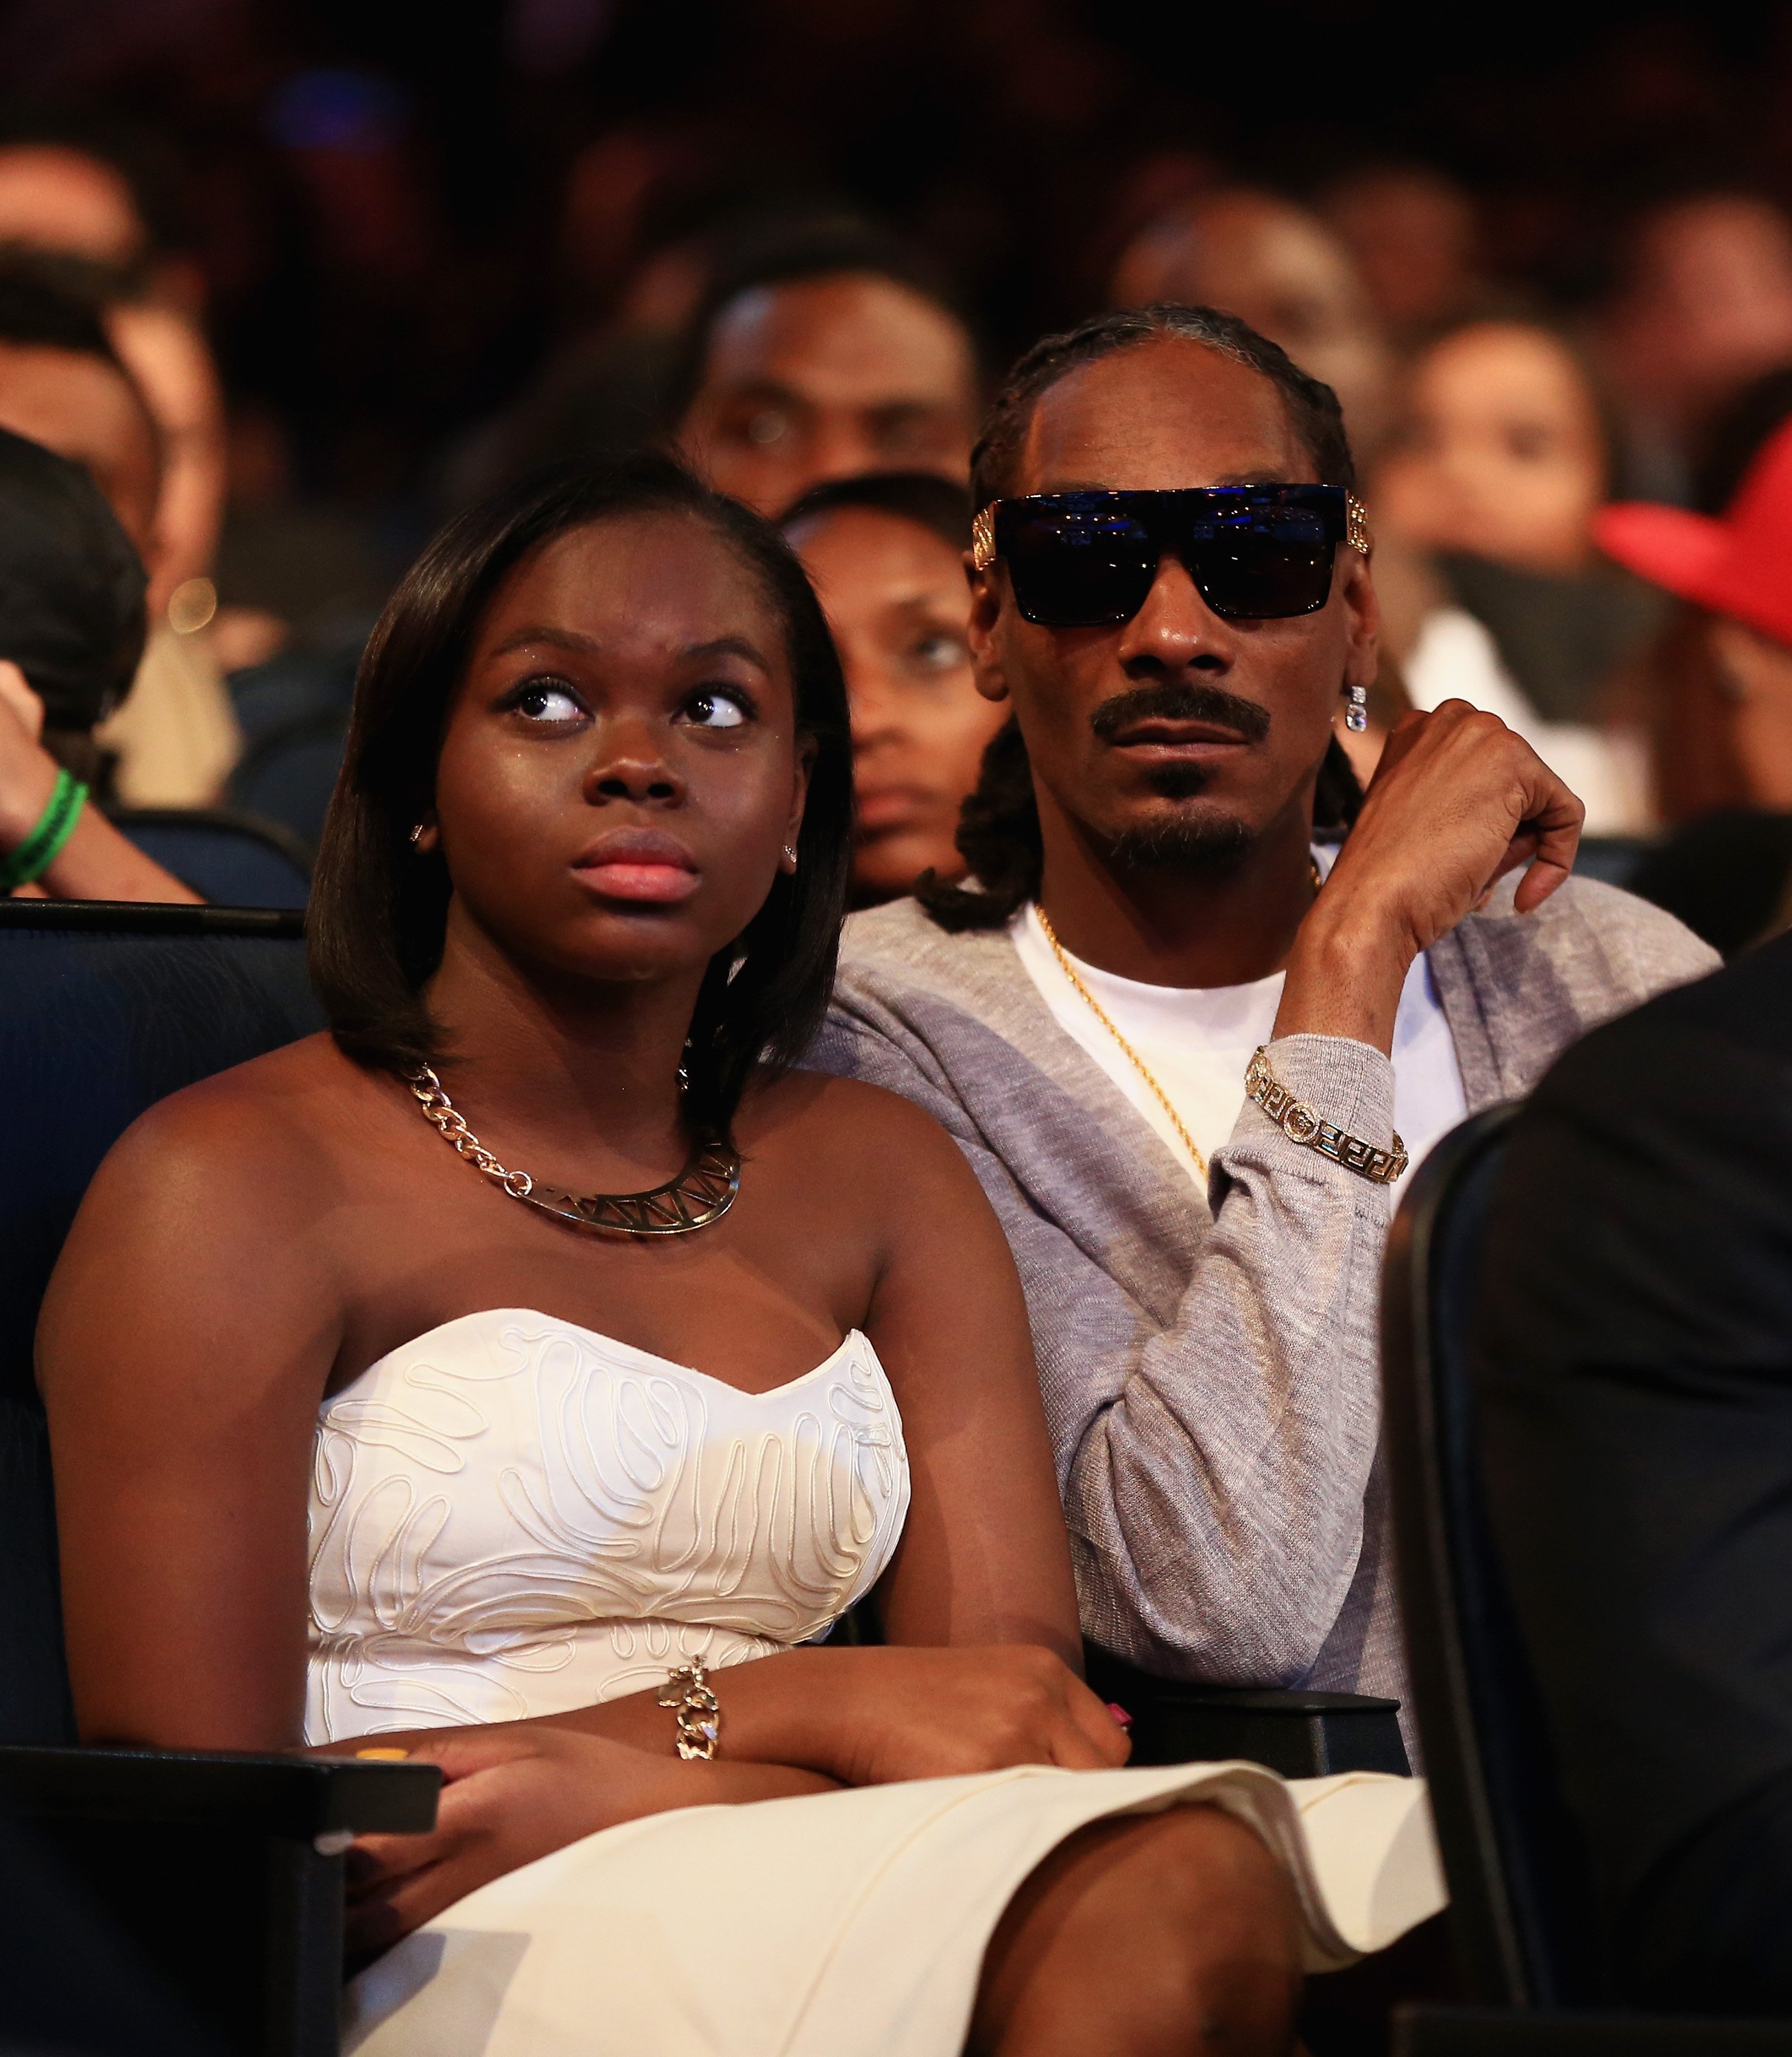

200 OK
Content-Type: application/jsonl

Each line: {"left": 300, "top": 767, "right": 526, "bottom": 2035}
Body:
{"left": 1277, "top": 902, "right": 1418, "bottom": 1052}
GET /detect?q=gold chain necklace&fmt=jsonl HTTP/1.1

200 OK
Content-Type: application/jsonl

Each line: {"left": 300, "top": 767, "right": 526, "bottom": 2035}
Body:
{"left": 1033, "top": 859, "right": 1324, "bottom": 1186}
{"left": 404, "top": 1063, "right": 740, "bottom": 1237}
{"left": 1033, "top": 907, "right": 1210, "bottom": 1180}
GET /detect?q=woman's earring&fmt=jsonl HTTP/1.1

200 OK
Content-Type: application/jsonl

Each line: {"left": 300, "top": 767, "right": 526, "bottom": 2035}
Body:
{"left": 782, "top": 843, "right": 798, "bottom": 870}
{"left": 409, "top": 824, "right": 427, "bottom": 847}
{"left": 1343, "top": 682, "right": 1369, "bottom": 733}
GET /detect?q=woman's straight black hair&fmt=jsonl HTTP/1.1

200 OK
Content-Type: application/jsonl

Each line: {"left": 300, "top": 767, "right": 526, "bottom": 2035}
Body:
{"left": 307, "top": 452, "right": 852, "bottom": 1138}
{"left": 920, "top": 302, "right": 1364, "bottom": 932}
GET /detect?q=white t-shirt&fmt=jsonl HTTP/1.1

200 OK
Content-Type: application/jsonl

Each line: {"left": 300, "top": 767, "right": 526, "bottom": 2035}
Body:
{"left": 1010, "top": 852, "right": 1467, "bottom": 1195}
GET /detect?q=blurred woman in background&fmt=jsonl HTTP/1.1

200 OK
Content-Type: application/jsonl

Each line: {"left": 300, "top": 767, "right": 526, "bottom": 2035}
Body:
{"left": 782, "top": 471, "right": 1003, "bottom": 906}
{"left": 1372, "top": 317, "right": 1660, "bottom": 830}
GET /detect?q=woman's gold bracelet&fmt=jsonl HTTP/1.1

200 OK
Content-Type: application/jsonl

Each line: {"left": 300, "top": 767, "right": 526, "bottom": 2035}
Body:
{"left": 658, "top": 1661, "right": 721, "bottom": 1760}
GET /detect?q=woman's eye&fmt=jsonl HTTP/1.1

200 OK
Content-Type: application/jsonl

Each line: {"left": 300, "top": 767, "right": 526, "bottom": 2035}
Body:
{"left": 683, "top": 688, "right": 750, "bottom": 730}
{"left": 909, "top": 631, "right": 968, "bottom": 673}
{"left": 510, "top": 679, "right": 586, "bottom": 723}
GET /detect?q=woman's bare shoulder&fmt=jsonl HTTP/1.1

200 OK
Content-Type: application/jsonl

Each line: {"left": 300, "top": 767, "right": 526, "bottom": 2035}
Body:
{"left": 88, "top": 1032, "right": 384, "bottom": 1209}
{"left": 741, "top": 1068, "right": 992, "bottom": 1216}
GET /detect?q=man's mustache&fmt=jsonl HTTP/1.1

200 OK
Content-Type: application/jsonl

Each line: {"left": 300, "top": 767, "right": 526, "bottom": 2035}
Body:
{"left": 1088, "top": 681, "right": 1271, "bottom": 745}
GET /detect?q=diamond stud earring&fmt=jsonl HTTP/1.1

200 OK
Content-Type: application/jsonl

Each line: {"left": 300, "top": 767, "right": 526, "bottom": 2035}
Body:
{"left": 1343, "top": 682, "right": 1369, "bottom": 734}
{"left": 782, "top": 843, "right": 799, "bottom": 869}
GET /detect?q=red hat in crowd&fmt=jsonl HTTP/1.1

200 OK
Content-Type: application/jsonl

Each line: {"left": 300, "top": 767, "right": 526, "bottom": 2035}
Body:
{"left": 1594, "top": 416, "right": 1792, "bottom": 651}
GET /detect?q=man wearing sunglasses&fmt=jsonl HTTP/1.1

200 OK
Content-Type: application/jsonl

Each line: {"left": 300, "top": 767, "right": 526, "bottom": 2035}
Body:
{"left": 811, "top": 303, "right": 1715, "bottom": 1727}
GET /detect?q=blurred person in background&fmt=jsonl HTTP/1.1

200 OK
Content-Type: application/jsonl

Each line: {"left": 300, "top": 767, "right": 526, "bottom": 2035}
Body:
{"left": 1594, "top": 413, "right": 1792, "bottom": 954}
{"left": 0, "top": 253, "right": 241, "bottom": 808}
{"left": 782, "top": 470, "right": 1005, "bottom": 906}
{"left": 1372, "top": 317, "right": 1658, "bottom": 831}
{"left": 0, "top": 126, "right": 250, "bottom": 806}
{"left": 0, "top": 425, "right": 193, "bottom": 902}
{"left": 1108, "top": 189, "right": 1396, "bottom": 458}
{"left": 1593, "top": 191, "right": 1792, "bottom": 504}
{"left": 1318, "top": 163, "right": 1488, "bottom": 344}
{"left": 671, "top": 221, "right": 981, "bottom": 516}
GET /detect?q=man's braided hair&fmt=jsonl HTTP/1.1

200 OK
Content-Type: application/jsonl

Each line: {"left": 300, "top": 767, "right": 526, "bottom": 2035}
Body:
{"left": 919, "top": 304, "right": 1365, "bottom": 933}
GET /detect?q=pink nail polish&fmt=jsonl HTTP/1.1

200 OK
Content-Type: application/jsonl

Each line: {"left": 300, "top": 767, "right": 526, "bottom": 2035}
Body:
{"left": 1106, "top": 1702, "right": 1133, "bottom": 1729}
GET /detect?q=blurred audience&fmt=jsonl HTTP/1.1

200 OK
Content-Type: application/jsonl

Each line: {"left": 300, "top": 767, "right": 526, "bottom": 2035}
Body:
{"left": 671, "top": 221, "right": 981, "bottom": 514}
{"left": 0, "top": 426, "right": 193, "bottom": 902}
{"left": 1374, "top": 317, "right": 1658, "bottom": 830}
{"left": 1592, "top": 192, "right": 1792, "bottom": 503}
{"left": 782, "top": 470, "right": 1001, "bottom": 906}
{"left": 1319, "top": 165, "right": 1488, "bottom": 343}
{"left": 0, "top": 133, "right": 158, "bottom": 275}
{"left": 1594, "top": 413, "right": 1792, "bottom": 946}
{"left": 0, "top": 254, "right": 239, "bottom": 808}
{"left": 1108, "top": 188, "right": 1396, "bottom": 457}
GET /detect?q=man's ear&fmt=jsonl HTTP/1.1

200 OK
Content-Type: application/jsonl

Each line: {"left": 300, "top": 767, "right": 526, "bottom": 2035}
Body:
{"left": 964, "top": 555, "right": 1012, "bottom": 706}
{"left": 1339, "top": 547, "right": 1381, "bottom": 690}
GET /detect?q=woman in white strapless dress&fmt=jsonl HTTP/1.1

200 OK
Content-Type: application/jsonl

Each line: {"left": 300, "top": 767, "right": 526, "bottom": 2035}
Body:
{"left": 41, "top": 457, "right": 1443, "bottom": 2057}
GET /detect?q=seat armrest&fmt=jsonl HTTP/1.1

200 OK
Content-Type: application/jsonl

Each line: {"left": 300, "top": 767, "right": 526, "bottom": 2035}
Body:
{"left": 0, "top": 1744, "right": 440, "bottom": 1839}
{"left": 1084, "top": 1646, "right": 1410, "bottom": 1777}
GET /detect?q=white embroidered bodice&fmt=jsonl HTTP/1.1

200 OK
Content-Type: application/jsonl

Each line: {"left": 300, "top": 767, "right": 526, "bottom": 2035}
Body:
{"left": 305, "top": 1310, "right": 909, "bottom": 1744}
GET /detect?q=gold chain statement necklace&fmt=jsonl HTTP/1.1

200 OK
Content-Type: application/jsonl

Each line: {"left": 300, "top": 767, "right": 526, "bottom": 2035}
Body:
{"left": 404, "top": 1063, "right": 740, "bottom": 1236}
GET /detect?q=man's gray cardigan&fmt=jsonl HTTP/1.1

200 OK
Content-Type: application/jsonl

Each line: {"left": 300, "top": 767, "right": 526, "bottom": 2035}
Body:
{"left": 809, "top": 879, "right": 1717, "bottom": 1713}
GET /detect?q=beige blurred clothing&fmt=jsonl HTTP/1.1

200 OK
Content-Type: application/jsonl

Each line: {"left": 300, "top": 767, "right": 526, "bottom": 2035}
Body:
{"left": 95, "top": 622, "right": 242, "bottom": 808}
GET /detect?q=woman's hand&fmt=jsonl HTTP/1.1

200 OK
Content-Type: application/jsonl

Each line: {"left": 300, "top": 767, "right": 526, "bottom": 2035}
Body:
{"left": 335, "top": 1725, "right": 838, "bottom": 1960}
{"left": 796, "top": 1644, "right": 1131, "bottom": 1785}
{"left": 1277, "top": 699, "right": 1585, "bottom": 1053}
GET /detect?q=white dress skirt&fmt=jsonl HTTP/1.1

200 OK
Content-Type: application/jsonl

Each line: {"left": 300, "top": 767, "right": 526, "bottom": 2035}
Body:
{"left": 312, "top": 1313, "right": 1447, "bottom": 2057}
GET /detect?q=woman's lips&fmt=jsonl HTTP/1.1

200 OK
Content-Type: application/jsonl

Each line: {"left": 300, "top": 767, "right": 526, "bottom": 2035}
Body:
{"left": 571, "top": 830, "right": 701, "bottom": 904}
{"left": 574, "top": 862, "right": 702, "bottom": 902}
{"left": 855, "top": 785, "right": 934, "bottom": 834}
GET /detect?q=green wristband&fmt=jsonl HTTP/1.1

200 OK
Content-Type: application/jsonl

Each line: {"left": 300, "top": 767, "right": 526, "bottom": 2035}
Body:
{"left": 0, "top": 768, "right": 88, "bottom": 891}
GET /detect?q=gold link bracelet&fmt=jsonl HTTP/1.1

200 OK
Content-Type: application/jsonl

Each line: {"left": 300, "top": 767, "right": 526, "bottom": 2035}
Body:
{"left": 1243, "top": 1046, "right": 1408, "bottom": 1185}
{"left": 658, "top": 1661, "right": 721, "bottom": 1760}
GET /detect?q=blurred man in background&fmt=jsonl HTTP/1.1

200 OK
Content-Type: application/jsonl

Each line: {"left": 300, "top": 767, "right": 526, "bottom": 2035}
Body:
{"left": 1319, "top": 164, "right": 1489, "bottom": 344}
{"left": 671, "top": 223, "right": 981, "bottom": 514}
{"left": 1108, "top": 189, "right": 1396, "bottom": 459}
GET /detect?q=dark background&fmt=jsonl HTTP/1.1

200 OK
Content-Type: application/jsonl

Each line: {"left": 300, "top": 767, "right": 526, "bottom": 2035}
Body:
{"left": 7, "top": 0, "right": 1789, "bottom": 516}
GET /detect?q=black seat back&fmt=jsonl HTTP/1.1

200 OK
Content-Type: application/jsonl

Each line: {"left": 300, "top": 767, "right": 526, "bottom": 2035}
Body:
{"left": 1383, "top": 1104, "right": 1599, "bottom": 2009}
{"left": 0, "top": 903, "right": 321, "bottom": 1742}
{"left": 112, "top": 810, "right": 313, "bottom": 909}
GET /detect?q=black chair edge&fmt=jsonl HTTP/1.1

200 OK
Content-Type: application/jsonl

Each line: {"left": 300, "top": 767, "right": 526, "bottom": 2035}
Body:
{"left": 0, "top": 898, "right": 304, "bottom": 937}
{"left": 0, "top": 1745, "right": 439, "bottom": 1837}
{"left": 1383, "top": 1103, "right": 1528, "bottom": 2003}
{"left": 1083, "top": 1644, "right": 1411, "bottom": 1777}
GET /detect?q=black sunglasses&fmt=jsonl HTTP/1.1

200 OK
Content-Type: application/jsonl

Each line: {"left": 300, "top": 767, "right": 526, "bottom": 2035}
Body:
{"left": 973, "top": 485, "right": 1372, "bottom": 628}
